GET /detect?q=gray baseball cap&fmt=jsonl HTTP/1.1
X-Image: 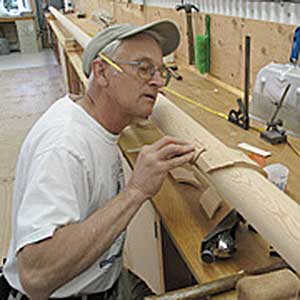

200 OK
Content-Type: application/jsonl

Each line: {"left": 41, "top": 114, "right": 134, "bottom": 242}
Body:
{"left": 82, "top": 19, "right": 180, "bottom": 77}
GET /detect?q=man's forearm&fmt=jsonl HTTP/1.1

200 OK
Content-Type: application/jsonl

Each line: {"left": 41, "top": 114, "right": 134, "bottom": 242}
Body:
{"left": 17, "top": 187, "right": 146, "bottom": 299}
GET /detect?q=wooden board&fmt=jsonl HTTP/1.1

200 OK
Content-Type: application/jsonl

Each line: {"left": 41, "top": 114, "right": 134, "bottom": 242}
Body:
{"left": 66, "top": 14, "right": 103, "bottom": 37}
{"left": 0, "top": 16, "right": 34, "bottom": 23}
{"left": 47, "top": 19, "right": 80, "bottom": 52}
{"left": 66, "top": 51, "right": 88, "bottom": 90}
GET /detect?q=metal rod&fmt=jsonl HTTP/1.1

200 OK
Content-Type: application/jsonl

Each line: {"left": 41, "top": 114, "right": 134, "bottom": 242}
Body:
{"left": 268, "top": 83, "right": 291, "bottom": 128}
{"left": 244, "top": 36, "right": 251, "bottom": 130}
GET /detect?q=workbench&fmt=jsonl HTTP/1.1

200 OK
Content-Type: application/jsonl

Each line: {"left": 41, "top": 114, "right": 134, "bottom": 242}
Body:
{"left": 47, "top": 14, "right": 300, "bottom": 299}
{"left": 0, "top": 15, "right": 39, "bottom": 53}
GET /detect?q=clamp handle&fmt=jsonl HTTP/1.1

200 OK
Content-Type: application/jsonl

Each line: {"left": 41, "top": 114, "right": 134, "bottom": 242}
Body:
{"left": 175, "top": 4, "right": 199, "bottom": 13}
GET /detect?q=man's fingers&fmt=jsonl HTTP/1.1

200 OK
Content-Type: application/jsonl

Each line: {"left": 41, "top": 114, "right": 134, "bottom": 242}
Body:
{"left": 152, "top": 136, "right": 191, "bottom": 151}
{"left": 164, "top": 151, "right": 195, "bottom": 170}
{"left": 158, "top": 143, "right": 194, "bottom": 160}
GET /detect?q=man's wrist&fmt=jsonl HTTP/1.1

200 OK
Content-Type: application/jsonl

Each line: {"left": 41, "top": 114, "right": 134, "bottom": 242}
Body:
{"left": 123, "top": 185, "right": 149, "bottom": 205}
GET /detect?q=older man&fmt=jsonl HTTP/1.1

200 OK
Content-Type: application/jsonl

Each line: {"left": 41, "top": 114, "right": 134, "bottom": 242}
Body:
{"left": 2, "top": 20, "right": 195, "bottom": 300}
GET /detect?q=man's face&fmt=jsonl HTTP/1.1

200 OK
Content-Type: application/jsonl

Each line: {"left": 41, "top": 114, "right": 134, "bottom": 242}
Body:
{"left": 106, "top": 34, "right": 164, "bottom": 121}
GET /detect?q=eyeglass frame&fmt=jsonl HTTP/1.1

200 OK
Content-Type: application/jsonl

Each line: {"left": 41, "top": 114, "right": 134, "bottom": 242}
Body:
{"left": 98, "top": 53, "right": 172, "bottom": 86}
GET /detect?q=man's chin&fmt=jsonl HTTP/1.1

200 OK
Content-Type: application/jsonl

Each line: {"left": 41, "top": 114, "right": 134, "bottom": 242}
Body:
{"left": 131, "top": 115, "right": 150, "bottom": 124}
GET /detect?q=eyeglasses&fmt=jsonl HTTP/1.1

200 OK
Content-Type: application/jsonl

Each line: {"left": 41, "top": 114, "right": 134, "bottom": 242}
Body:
{"left": 99, "top": 53, "right": 171, "bottom": 86}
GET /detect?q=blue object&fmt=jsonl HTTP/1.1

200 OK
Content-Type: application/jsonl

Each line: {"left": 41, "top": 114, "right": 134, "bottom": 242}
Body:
{"left": 290, "top": 27, "right": 300, "bottom": 64}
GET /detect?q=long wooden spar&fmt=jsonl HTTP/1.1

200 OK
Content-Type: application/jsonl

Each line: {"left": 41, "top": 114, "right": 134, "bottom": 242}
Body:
{"left": 49, "top": 6, "right": 300, "bottom": 272}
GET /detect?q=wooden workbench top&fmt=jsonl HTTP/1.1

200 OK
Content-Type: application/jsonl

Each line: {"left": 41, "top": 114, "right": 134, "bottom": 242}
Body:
{"left": 0, "top": 15, "right": 34, "bottom": 22}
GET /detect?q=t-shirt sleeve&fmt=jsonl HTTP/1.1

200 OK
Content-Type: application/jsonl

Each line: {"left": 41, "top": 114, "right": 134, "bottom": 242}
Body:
{"left": 15, "top": 147, "right": 90, "bottom": 253}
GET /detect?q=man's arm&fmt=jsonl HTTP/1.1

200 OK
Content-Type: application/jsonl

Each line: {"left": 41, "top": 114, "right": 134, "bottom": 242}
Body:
{"left": 17, "top": 136, "right": 195, "bottom": 300}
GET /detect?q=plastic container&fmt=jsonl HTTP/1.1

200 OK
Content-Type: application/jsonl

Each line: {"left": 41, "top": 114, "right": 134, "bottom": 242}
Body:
{"left": 264, "top": 163, "right": 289, "bottom": 191}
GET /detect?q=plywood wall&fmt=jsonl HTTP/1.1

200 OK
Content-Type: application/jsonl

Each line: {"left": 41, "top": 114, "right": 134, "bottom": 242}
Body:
{"left": 71, "top": 0, "right": 295, "bottom": 91}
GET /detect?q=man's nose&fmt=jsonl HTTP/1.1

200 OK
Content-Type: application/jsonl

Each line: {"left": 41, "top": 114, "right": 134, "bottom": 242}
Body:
{"left": 149, "top": 70, "right": 164, "bottom": 88}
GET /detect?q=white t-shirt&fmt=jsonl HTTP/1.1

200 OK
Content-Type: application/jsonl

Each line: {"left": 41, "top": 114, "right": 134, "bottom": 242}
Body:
{"left": 3, "top": 95, "right": 126, "bottom": 297}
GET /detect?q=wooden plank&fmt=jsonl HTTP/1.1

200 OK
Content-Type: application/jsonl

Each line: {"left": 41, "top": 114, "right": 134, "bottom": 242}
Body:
{"left": 0, "top": 16, "right": 34, "bottom": 23}
{"left": 66, "top": 51, "right": 88, "bottom": 89}
{"left": 47, "top": 19, "right": 80, "bottom": 52}
{"left": 49, "top": 7, "right": 91, "bottom": 49}
{"left": 66, "top": 14, "right": 103, "bottom": 37}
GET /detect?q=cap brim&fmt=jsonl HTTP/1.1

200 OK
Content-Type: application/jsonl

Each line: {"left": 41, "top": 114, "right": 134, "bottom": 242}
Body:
{"left": 119, "top": 19, "right": 180, "bottom": 57}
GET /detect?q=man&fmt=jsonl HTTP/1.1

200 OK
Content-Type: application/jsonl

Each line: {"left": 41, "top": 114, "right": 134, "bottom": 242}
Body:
{"left": 2, "top": 20, "right": 195, "bottom": 300}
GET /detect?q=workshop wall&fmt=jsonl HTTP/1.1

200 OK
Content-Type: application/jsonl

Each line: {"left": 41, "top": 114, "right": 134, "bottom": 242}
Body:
{"left": 72, "top": 0, "right": 296, "bottom": 91}
{"left": 132, "top": 0, "right": 300, "bottom": 26}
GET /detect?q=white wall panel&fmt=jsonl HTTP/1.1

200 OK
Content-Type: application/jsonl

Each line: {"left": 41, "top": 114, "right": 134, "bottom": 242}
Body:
{"left": 131, "top": 0, "right": 300, "bottom": 26}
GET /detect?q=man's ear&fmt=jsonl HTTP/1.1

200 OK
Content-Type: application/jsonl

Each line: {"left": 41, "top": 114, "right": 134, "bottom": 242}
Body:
{"left": 91, "top": 58, "right": 109, "bottom": 87}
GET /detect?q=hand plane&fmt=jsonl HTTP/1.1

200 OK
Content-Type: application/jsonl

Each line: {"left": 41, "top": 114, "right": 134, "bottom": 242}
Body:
{"left": 201, "top": 209, "right": 242, "bottom": 263}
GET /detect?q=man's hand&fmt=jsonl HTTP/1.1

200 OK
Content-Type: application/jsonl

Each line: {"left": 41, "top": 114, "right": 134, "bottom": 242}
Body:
{"left": 127, "top": 136, "right": 195, "bottom": 201}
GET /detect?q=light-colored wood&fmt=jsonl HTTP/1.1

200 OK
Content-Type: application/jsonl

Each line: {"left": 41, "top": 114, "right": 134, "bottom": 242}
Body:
{"left": 236, "top": 268, "right": 300, "bottom": 300}
{"left": 47, "top": 19, "right": 80, "bottom": 52}
{"left": 66, "top": 14, "right": 103, "bottom": 37}
{"left": 169, "top": 166, "right": 203, "bottom": 190}
{"left": 170, "top": 164, "right": 224, "bottom": 219}
{"left": 49, "top": 6, "right": 91, "bottom": 49}
{"left": 152, "top": 93, "right": 300, "bottom": 272}
{"left": 66, "top": 51, "right": 88, "bottom": 89}
{"left": 0, "top": 16, "right": 34, "bottom": 22}
{"left": 199, "top": 187, "right": 223, "bottom": 219}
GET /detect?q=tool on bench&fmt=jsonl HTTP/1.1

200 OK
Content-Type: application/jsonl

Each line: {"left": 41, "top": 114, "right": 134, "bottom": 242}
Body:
{"left": 175, "top": 3, "right": 199, "bottom": 65}
{"left": 250, "top": 26, "right": 300, "bottom": 138}
{"left": 167, "top": 65, "right": 183, "bottom": 80}
{"left": 165, "top": 65, "right": 183, "bottom": 86}
{"left": 76, "top": 11, "right": 86, "bottom": 18}
{"left": 201, "top": 209, "right": 242, "bottom": 263}
{"left": 260, "top": 84, "right": 290, "bottom": 144}
{"left": 228, "top": 36, "right": 251, "bottom": 130}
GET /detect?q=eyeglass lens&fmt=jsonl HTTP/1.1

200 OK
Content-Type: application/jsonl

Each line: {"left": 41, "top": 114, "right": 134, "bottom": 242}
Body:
{"left": 137, "top": 60, "right": 169, "bottom": 82}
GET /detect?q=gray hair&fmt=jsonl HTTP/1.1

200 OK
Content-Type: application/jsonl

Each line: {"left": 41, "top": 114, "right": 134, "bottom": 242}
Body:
{"left": 101, "top": 40, "right": 122, "bottom": 59}
{"left": 88, "top": 40, "right": 122, "bottom": 82}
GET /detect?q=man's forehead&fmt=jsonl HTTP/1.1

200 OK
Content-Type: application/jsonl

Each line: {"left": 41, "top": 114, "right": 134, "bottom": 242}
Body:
{"left": 117, "top": 33, "right": 163, "bottom": 60}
